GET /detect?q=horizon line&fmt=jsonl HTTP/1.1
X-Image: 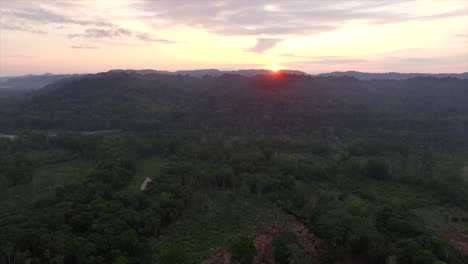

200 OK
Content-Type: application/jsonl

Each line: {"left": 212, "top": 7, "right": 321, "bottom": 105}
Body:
{"left": 2, "top": 68, "right": 468, "bottom": 78}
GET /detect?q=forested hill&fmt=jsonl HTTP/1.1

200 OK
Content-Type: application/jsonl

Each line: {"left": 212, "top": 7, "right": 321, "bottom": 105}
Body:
{"left": 0, "top": 74, "right": 82, "bottom": 90}
{"left": 1, "top": 71, "right": 467, "bottom": 132}
{"left": 319, "top": 71, "right": 468, "bottom": 80}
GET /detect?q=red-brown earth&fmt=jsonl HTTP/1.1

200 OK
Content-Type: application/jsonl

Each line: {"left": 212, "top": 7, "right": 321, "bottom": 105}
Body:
{"left": 201, "top": 219, "right": 328, "bottom": 264}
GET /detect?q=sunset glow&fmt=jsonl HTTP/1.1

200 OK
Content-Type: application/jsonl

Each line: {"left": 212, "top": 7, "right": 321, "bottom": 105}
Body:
{"left": 271, "top": 65, "right": 280, "bottom": 72}
{"left": 0, "top": 0, "right": 467, "bottom": 76}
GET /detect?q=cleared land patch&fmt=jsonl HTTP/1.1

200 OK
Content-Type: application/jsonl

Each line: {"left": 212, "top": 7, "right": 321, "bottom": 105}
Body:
{"left": 0, "top": 159, "right": 92, "bottom": 217}
{"left": 127, "top": 156, "right": 165, "bottom": 193}
{"left": 153, "top": 192, "right": 290, "bottom": 262}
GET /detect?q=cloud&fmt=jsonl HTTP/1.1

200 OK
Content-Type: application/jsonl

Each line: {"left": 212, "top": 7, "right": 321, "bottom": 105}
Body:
{"left": 135, "top": 33, "right": 181, "bottom": 44}
{"left": 455, "top": 33, "right": 468, "bottom": 38}
{"left": 69, "top": 27, "right": 132, "bottom": 39}
{"left": 68, "top": 28, "right": 181, "bottom": 45}
{"left": 0, "top": 4, "right": 116, "bottom": 35}
{"left": 282, "top": 54, "right": 368, "bottom": 64}
{"left": 135, "top": 0, "right": 466, "bottom": 36}
{"left": 286, "top": 58, "right": 368, "bottom": 65}
{"left": 1, "top": 2, "right": 181, "bottom": 45}
{"left": 5, "top": 8, "right": 92, "bottom": 25}
{"left": 246, "top": 38, "right": 283, "bottom": 53}
{"left": 398, "top": 56, "right": 466, "bottom": 64}
{"left": 281, "top": 53, "right": 319, "bottom": 59}
{"left": 70, "top": 45, "right": 99, "bottom": 50}
{"left": 0, "top": 23, "right": 46, "bottom": 34}
{"left": 283, "top": 55, "right": 466, "bottom": 70}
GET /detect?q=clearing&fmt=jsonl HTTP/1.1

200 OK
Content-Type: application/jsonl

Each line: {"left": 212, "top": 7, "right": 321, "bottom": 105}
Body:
{"left": 413, "top": 206, "right": 468, "bottom": 254}
{"left": 126, "top": 156, "right": 165, "bottom": 193}
{"left": 462, "top": 166, "right": 468, "bottom": 181}
{"left": 0, "top": 159, "right": 92, "bottom": 217}
{"left": 152, "top": 191, "right": 290, "bottom": 262}
{"left": 202, "top": 219, "right": 328, "bottom": 264}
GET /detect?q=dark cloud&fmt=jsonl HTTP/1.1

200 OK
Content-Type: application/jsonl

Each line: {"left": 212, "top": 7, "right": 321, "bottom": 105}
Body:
{"left": 70, "top": 45, "right": 99, "bottom": 50}
{"left": 136, "top": 0, "right": 465, "bottom": 36}
{"left": 135, "top": 33, "right": 181, "bottom": 44}
{"left": 246, "top": 38, "right": 282, "bottom": 53}
{"left": 69, "top": 27, "right": 132, "bottom": 39}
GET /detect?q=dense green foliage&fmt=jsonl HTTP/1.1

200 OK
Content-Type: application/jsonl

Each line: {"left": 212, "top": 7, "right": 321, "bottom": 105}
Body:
{"left": 228, "top": 236, "right": 257, "bottom": 264}
{"left": 271, "top": 232, "right": 306, "bottom": 264}
{"left": 1, "top": 72, "right": 468, "bottom": 132}
{"left": 0, "top": 73, "right": 467, "bottom": 264}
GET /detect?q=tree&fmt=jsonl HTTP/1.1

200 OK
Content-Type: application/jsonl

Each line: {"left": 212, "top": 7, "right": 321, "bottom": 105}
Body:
{"left": 119, "top": 229, "right": 138, "bottom": 255}
{"left": 1, "top": 242, "right": 14, "bottom": 264}
{"left": 254, "top": 173, "right": 270, "bottom": 199}
{"left": 412, "top": 249, "right": 436, "bottom": 264}
{"left": 272, "top": 232, "right": 306, "bottom": 264}
{"left": 159, "top": 246, "right": 190, "bottom": 264}
{"left": 228, "top": 236, "right": 257, "bottom": 264}
{"left": 365, "top": 159, "right": 390, "bottom": 180}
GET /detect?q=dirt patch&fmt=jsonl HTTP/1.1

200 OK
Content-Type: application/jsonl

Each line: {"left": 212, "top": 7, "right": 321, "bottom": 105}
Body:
{"left": 202, "top": 220, "right": 328, "bottom": 264}
{"left": 140, "top": 177, "right": 152, "bottom": 191}
{"left": 440, "top": 228, "right": 468, "bottom": 254}
{"left": 202, "top": 248, "right": 230, "bottom": 264}
{"left": 462, "top": 166, "right": 468, "bottom": 181}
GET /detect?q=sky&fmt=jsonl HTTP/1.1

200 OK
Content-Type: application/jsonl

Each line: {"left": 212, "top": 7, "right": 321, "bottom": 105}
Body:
{"left": 0, "top": 0, "right": 467, "bottom": 76}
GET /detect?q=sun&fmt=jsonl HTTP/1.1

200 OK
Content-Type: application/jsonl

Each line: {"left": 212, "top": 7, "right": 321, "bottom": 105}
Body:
{"left": 271, "top": 65, "right": 280, "bottom": 72}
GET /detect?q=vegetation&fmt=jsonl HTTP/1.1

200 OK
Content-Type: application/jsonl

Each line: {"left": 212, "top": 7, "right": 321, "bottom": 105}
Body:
{"left": 272, "top": 232, "right": 306, "bottom": 264}
{"left": 228, "top": 236, "right": 257, "bottom": 264}
{"left": 0, "top": 72, "right": 467, "bottom": 263}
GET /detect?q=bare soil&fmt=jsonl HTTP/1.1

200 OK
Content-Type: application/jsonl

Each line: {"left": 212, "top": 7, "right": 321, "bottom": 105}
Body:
{"left": 201, "top": 220, "right": 328, "bottom": 264}
{"left": 440, "top": 228, "right": 468, "bottom": 254}
{"left": 462, "top": 166, "right": 468, "bottom": 181}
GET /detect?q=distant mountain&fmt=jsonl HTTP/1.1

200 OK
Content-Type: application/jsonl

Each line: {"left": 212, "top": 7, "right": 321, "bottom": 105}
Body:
{"left": 107, "top": 69, "right": 174, "bottom": 75}
{"left": 176, "top": 69, "right": 307, "bottom": 77}
{"left": 318, "top": 71, "right": 468, "bottom": 80}
{"left": 2, "top": 70, "right": 468, "bottom": 131}
{"left": 175, "top": 69, "right": 222, "bottom": 77}
{"left": 106, "top": 69, "right": 307, "bottom": 78}
{"left": 0, "top": 74, "right": 82, "bottom": 90}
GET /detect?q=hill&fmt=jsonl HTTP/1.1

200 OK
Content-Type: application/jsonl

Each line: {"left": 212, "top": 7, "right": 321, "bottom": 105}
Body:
{"left": 1, "top": 71, "right": 468, "bottom": 132}
{"left": 107, "top": 68, "right": 307, "bottom": 78}
{"left": 319, "top": 71, "right": 468, "bottom": 80}
{"left": 0, "top": 73, "right": 82, "bottom": 90}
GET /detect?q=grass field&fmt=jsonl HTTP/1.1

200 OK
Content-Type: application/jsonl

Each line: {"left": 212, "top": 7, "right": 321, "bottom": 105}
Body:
{"left": 413, "top": 206, "right": 456, "bottom": 231}
{"left": 0, "top": 159, "right": 93, "bottom": 217}
{"left": 343, "top": 176, "right": 444, "bottom": 208}
{"left": 126, "top": 155, "right": 166, "bottom": 193}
